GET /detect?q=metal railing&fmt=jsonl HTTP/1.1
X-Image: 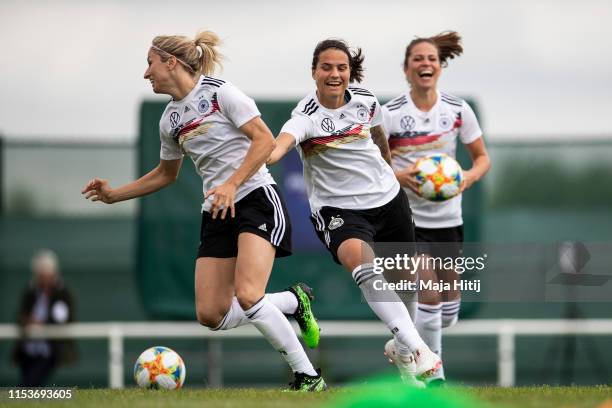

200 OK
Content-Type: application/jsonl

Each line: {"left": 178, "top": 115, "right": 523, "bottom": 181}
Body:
{"left": 1, "top": 319, "right": 611, "bottom": 388}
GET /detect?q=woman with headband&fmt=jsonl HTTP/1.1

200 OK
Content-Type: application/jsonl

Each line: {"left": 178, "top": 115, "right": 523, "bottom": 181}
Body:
{"left": 82, "top": 30, "right": 326, "bottom": 391}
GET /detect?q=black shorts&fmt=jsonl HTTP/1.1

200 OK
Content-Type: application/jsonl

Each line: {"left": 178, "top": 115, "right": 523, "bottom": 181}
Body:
{"left": 414, "top": 225, "right": 464, "bottom": 259}
{"left": 197, "top": 184, "right": 292, "bottom": 259}
{"left": 310, "top": 189, "right": 416, "bottom": 264}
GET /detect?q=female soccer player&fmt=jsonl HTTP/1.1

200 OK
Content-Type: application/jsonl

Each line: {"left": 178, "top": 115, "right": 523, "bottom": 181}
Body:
{"left": 267, "top": 39, "right": 441, "bottom": 386}
{"left": 382, "top": 31, "right": 491, "bottom": 385}
{"left": 81, "top": 30, "right": 325, "bottom": 391}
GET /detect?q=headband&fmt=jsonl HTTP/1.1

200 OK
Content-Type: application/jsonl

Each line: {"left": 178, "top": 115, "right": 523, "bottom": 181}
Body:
{"left": 150, "top": 44, "right": 195, "bottom": 74}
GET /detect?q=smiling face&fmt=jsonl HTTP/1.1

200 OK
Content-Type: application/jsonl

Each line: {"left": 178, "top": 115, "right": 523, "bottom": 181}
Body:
{"left": 144, "top": 49, "right": 172, "bottom": 94}
{"left": 404, "top": 41, "right": 441, "bottom": 92}
{"left": 312, "top": 48, "right": 351, "bottom": 104}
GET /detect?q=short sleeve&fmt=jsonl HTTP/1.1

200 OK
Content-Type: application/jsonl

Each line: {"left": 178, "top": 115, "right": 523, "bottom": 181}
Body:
{"left": 217, "top": 83, "right": 261, "bottom": 128}
{"left": 381, "top": 107, "right": 392, "bottom": 140}
{"left": 280, "top": 115, "right": 313, "bottom": 144}
{"left": 459, "top": 102, "right": 483, "bottom": 145}
{"left": 370, "top": 99, "right": 383, "bottom": 128}
{"left": 159, "top": 124, "right": 183, "bottom": 160}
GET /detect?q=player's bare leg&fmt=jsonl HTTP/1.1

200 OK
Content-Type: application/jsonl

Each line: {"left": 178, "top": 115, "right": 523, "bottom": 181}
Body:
{"left": 235, "top": 232, "right": 325, "bottom": 391}
{"left": 337, "top": 239, "right": 440, "bottom": 382}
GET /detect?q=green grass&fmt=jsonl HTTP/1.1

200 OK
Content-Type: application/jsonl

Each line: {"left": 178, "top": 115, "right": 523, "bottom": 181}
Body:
{"left": 2, "top": 386, "right": 611, "bottom": 408}
{"left": 468, "top": 386, "right": 612, "bottom": 408}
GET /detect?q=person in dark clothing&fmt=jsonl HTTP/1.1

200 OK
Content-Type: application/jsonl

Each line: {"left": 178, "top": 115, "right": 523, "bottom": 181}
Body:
{"left": 12, "top": 249, "right": 77, "bottom": 386}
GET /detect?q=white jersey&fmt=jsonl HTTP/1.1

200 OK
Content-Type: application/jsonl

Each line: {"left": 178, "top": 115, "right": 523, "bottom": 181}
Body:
{"left": 159, "top": 75, "right": 275, "bottom": 212}
{"left": 281, "top": 86, "right": 399, "bottom": 213}
{"left": 382, "top": 90, "right": 482, "bottom": 228}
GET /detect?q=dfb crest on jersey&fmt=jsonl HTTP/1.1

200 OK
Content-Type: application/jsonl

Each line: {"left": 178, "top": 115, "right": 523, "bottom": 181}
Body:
{"left": 321, "top": 118, "right": 335, "bottom": 132}
{"left": 439, "top": 116, "right": 452, "bottom": 130}
{"left": 400, "top": 115, "right": 415, "bottom": 130}
{"left": 328, "top": 216, "right": 344, "bottom": 230}
{"left": 357, "top": 108, "right": 369, "bottom": 122}
{"left": 170, "top": 112, "right": 181, "bottom": 128}
{"left": 198, "top": 99, "right": 210, "bottom": 114}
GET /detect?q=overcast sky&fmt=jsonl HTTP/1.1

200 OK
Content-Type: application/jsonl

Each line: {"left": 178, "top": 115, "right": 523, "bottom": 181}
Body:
{"left": 1, "top": 0, "right": 611, "bottom": 142}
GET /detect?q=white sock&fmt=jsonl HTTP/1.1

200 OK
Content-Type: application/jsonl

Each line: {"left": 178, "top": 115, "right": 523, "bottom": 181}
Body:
{"left": 211, "top": 297, "right": 249, "bottom": 331}
{"left": 395, "top": 286, "right": 418, "bottom": 321}
{"left": 416, "top": 303, "right": 445, "bottom": 380}
{"left": 416, "top": 303, "right": 442, "bottom": 355}
{"left": 266, "top": 291, "right": 298, "bottom": 315}
{"left": 211, "top": 292, "right": 299, "bottom": 331}
{"left": 441, "top": 300, "right": 460, "bottom": 328}
{"left": 352, "top": 264, "right": 426, "bottom": 353}
{"left": 243, "top": 296, "right": 317, "bottom": 376}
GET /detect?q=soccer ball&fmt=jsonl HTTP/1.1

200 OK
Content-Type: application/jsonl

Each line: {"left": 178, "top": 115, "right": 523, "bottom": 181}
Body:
{"left": 414, "top": 154, "right": 463, "bottom": 202}
{"left": 134, "top": 346, "right": 186, "bottom": 389}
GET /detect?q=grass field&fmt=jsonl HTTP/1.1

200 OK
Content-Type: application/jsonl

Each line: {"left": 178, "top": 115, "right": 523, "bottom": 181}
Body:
{"left": 2, "top": 386, "right": 611, "bottom": 408}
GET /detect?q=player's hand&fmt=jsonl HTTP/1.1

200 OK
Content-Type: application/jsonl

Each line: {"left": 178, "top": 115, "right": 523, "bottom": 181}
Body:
{"left": 205, "top": 181, "right": 237, "bottom": 220}
{"left": 395, "top": 165, "right": 421, "bottom": 195}
{"left": 81, "top": 178, "right": 115, "bottom": 204}
{"left": 460, "top": 169, "right": 476, "bottom": 193}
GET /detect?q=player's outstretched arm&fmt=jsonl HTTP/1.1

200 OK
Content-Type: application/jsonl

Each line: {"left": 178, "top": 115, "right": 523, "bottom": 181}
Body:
{"left": 267, "top": 133, "right": 296, "bottom": 165}
{"left": 81, "top": 158, "right": 182, "bottom": 204}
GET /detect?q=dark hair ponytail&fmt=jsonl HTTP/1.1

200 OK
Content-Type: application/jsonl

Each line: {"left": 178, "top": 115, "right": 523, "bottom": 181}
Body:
{"left": 403, "top": 31, "right": 463, "bottom": 68}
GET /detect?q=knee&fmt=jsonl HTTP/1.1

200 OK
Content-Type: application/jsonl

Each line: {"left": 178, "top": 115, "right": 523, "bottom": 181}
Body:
{"left": 195, "top": 308, "right": 227, "bottom": 329}
{"left": 419, "top": 289, "right": 442, "bottom": 305}
{"left": 337, "top": 239, "right": 371, "bottom": 272}
{"left": 235, "top": 286, "right": 264, "bottom": 310}
{"left": 441, "top": 301, "right": 460, "bottom": 328}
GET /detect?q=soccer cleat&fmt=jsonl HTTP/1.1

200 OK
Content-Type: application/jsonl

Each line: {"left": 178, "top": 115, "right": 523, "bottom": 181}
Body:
{"left": 384, "top": 339, "right": 426, "bottom": 388}
{"left": 287, "top": 369, "right": 328, "bottom": 392}
{"left": 414, "top": 346, "right": 442, "bottom": 380}
{"left": 287, "top": 283, "right": 320, "bottom": 348}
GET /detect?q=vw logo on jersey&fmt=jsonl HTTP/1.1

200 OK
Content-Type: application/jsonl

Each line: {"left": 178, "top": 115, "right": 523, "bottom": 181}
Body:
{"left": 170, "top": 112, "right": 181, "bottom": 128}
{"left": 321, "top": 118, "right": 335, "bottom": 132}
{"left": 357, "top": 108, "right": 369, "bottom": 122}
{"left": 400, "top": 115, "right": 415, "bottom": 130}
{"left": 198, "top": 99, "right": 210, "bottom": 114}
{"left": 439, "top": 116, "right": 452, "bottom": 130}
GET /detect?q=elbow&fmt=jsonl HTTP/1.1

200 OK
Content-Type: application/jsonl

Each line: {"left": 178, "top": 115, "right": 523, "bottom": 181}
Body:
{"left": 160, "top": 170, "right": 179, "bottom": 186}
{"left": 263, "top": 135, "right": 276, "bottom": 158}
{"left": 483, "top": 155, "right": 492, "bottom": 173}
{"left": 167, "top": 172, "right": 179, "bottom": 184}
{"left": 267, "top": 135, "right": 277, "bottom": 154}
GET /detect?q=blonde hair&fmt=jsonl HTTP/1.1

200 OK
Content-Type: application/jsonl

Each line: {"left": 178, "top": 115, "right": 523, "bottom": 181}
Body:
{"left": 151, "top": 30, "right": 223, "bottom": 76}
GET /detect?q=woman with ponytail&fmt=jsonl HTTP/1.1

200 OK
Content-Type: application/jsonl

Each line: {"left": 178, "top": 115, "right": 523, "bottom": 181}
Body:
{"left": 382, "top": 31, "right": 491, "bottom": 386}
{"left": 267, "top": 39, "right": 442, "bottom": 386}
{"left": 82, "top": 30, "right": 326, "bottom": 391}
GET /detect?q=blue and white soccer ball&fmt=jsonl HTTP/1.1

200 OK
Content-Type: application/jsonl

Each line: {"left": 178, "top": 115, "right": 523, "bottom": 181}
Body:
{"left": 414, "top": 153, "right": 463, "bottom": 202}
{"left": 134, "top": 346, "right": 186, "bottom": 389}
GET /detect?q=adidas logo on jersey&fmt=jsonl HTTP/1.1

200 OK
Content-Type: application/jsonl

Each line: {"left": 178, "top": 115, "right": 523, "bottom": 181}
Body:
{"left": 339, "top": 113, "right": 345, "bottom": 119}
{"left": 258, "top": 223, "right": 267, "bottom": 232}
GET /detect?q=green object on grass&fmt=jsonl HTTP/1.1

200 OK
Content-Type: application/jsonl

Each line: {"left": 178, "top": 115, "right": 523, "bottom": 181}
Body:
{"left": 328, "top": 375, "right": 486, "bottom": 408}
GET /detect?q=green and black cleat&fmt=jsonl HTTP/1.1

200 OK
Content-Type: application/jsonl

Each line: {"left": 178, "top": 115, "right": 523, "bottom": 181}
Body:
{"left": 288, "top": 369, "right": 327, "bottom": 392}
{"left": 287, "top": 283, "right": 320, "bottom": 348}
